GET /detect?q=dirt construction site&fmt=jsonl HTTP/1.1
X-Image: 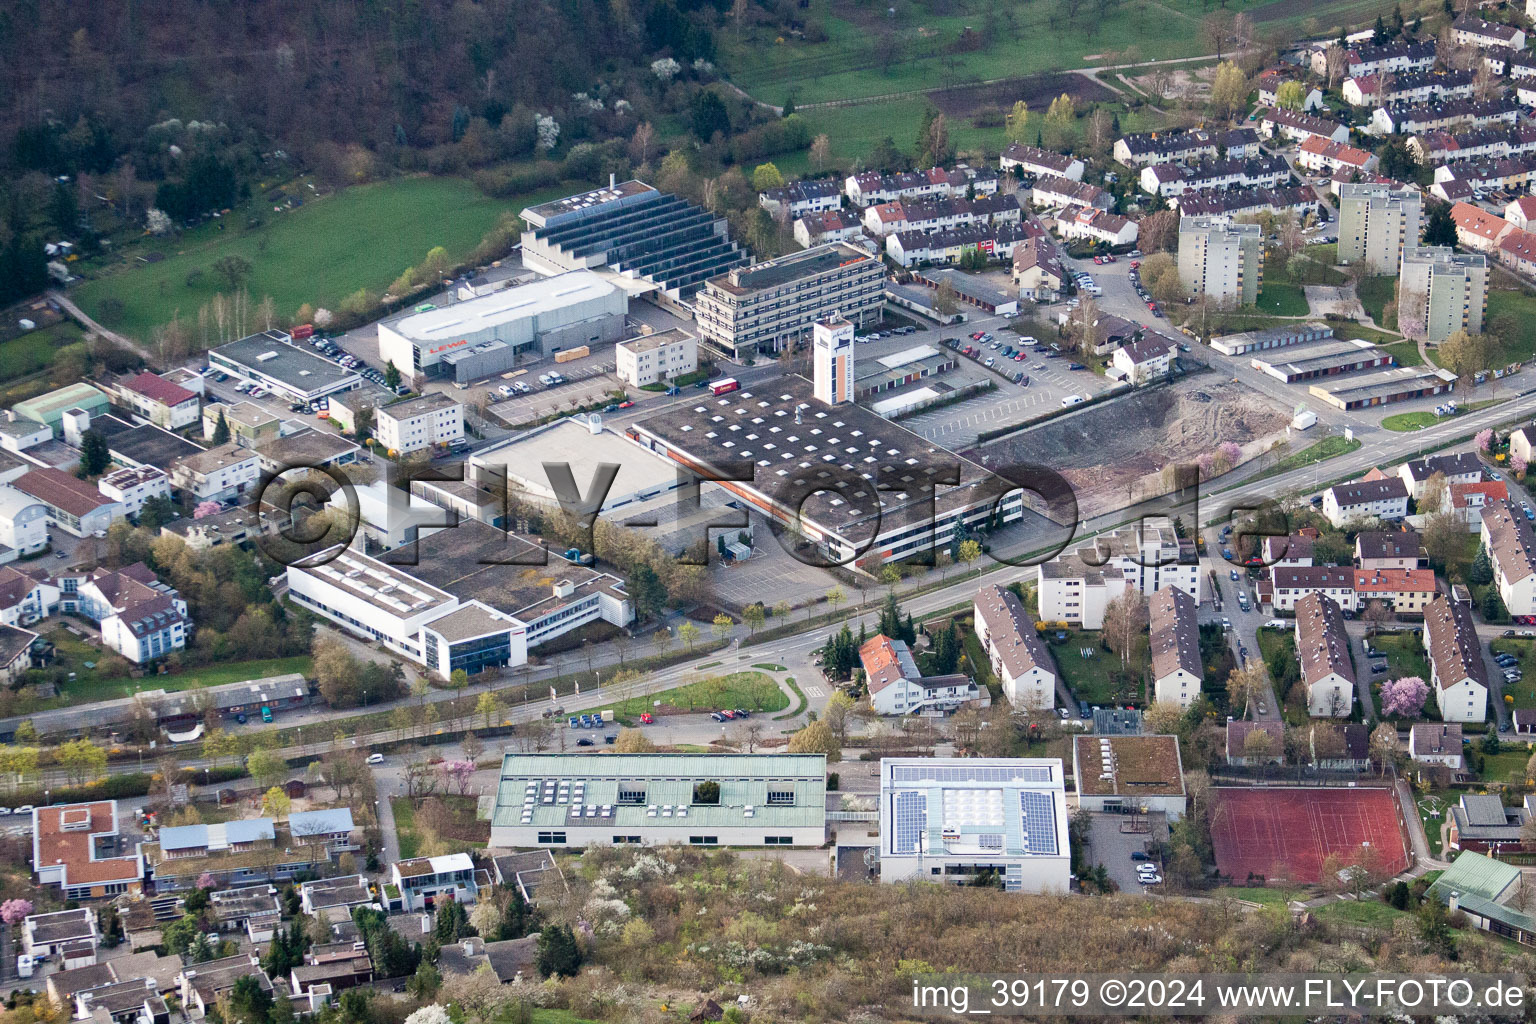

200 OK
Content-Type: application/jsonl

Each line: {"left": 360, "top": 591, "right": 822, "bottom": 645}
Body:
{"left": 973, "top": 375, "right": 1292, "bottom": 519}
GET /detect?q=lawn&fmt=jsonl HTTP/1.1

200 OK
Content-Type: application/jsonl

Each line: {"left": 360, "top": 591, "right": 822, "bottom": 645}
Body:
{"left": 719, "top": 0, "right": 1399, "bottom": 108}
{"left": 1209, "top": 885, "right": 1304, "bottom": 906}
{"left": 1356, "top": 275, "right": 1396, "bottom": 328}
{"left": 1253, "top": 283, "right": 1310, "bottom": 317}
{"left": 390, "top": 794, "right": 488, "bottom": 859}
{"left": 1476, "top": 748, "right": 1531, "bottom": 785}
{"left": 1051, "top": 631, "right": 1145, "bottom": 706}
{"left": 1482, "top": 288, "right": 1536, "bottom": 366}
{"left": 44, "top": 628, "right": 311, "bottom": 704}
{"left": 1368, "top": 631, "right": 1429, "bottom": 685}
{"left": 1380, "top": 339, "right": 1422, "bottom": 367}
{"left": 1312, "top": 898, "right": 1407, "bottom": 928}
{"left": 72, "top": 176, "right": 568, "bottom": 342}
{"left": 1417, "top": 791, "right": 1451, "bottom": 858}
{"left": 1382, "top": 399, "right": 1503, "bottom": 431}
{"left": 0, "top": 322, "right": 84, "bottom": 383}
{"left": 578, "top": 671, "right": 787, "bottom": 720}
{"left": 1266, "top": 435, "right": 1363, "bottom": 475}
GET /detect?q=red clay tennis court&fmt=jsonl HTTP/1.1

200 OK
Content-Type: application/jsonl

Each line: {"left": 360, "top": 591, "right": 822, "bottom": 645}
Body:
{"left": 1209, "top": 787, "right": 1409, "bottom": 884}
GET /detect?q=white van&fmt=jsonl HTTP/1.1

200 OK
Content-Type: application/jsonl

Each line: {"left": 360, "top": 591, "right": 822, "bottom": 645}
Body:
{"left": 1061, "top": 395, "right": 1085, "bottom": 407}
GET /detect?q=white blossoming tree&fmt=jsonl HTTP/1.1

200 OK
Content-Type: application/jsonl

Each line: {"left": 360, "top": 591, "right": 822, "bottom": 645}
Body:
{"left": 535, "top": 114, "right": 561, "bottom": 152}
{"left": 404, "top": 1005, "right": 452, "bottom": 1024}
{"left": 651, "top": 57, "right": 681, "bottom": 81}
{"left": 146, "top": 208, "right": 173, "bottom": 236}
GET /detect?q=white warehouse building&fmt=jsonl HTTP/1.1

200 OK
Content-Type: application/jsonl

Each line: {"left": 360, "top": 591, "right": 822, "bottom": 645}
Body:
{"left": 377, "top": 271, "right": 628, "bottom": 384}
{"left": 878, "top": 758, "right": 1071, "bottom": 892}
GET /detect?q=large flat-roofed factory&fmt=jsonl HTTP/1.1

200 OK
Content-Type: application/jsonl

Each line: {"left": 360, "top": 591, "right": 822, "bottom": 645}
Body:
{"left": 376, "top": 271, "right": 627, "bottom": 384}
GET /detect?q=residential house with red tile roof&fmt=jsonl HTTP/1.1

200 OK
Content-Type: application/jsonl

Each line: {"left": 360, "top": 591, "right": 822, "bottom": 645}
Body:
{"left": 32, "top": 802, "right": 144, "bottom": 900}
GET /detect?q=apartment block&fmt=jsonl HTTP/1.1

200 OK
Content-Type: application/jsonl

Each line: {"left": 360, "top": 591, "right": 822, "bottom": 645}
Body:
{"left": 1337, "top": 183, "right": 1423, "bottom": 274}
{"left": 614, "top": 328, "right": 698, "bottom": 388}
{"left": 1177, "top": 216, "right": 1262, "bottom": 306}
{"left": 1399, "top": 246, "right": 1487, "bottom": 343}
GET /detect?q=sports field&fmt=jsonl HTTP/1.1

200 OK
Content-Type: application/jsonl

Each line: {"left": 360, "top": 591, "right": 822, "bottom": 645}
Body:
{"left": 1209, "top": 787, "right": 1409, "bottom": 884}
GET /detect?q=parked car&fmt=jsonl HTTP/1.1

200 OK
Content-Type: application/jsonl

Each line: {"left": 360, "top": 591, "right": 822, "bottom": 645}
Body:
{"left": 367, "top": 753, "right": 385, "bottom": 765}
{"left": 576, "top": 738, "right": 594, "bottom": 746}
{"left": 1130, "top": 851, "right": 1151, "bottom": 861}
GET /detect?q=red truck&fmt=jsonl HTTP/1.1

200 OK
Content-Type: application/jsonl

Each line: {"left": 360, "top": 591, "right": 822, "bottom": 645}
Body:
{"left": 291, "top": 323, "right": 315, "bottom": 340}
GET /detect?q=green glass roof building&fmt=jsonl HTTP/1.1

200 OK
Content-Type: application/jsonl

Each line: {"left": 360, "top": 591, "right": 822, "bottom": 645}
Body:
{"left": 489, "top": 752, "right": 827, "bottom": 850}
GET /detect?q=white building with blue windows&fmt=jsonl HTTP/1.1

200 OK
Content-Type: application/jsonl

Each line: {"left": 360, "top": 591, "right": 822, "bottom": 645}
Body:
{"left": 878, "top": 758, "right": 1071, "bottom": 892}
{"left": 73, "top": 563, "right": 188, "bottom": 665}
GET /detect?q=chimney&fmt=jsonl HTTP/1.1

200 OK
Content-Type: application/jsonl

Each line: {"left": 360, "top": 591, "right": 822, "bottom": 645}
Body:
{"left": 610, "top": 173, "right": 616, "bottom": 189}
{"left": 1447, "top": 891, "right": 1460, "bottom": 913}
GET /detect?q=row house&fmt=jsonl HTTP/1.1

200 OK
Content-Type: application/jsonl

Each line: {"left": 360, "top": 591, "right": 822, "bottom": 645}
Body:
{"left": 885, "top": 220, "right": 1038, "bottom": 268}
{"left": 1140, "top": 153, "right": 1292, "bottom": 197}
{"left": 1343, "top": 67, "right": 1475, "bottom": 108}
{"left": 1259, "top": 107, "right": 1349, "bottom": 145}
{"left": 1310, "top": 38, "right": 1436, "bottom": 78}
{"left": 1112, "top": 127, "right": 1260, "bottom": 167}
{"left": 1000, "top": 143, "right": 1085, "bottom": 181}
{"left": 1498, "top": 228, "right": 1536, "bottom": 279}
{"left": 1481, "top": 45, "right": 1536, "bottom": 78}
{"left": 1451, "top": 14, "right": 1526, "bottom": 51}
{"left": 1435, "top": 158, "right": 1536, "bottom": 202}
{"left": 1297, "top": 136, "right": 1379, "bottom": 177}
{"left": 1409, "top": 124, "right": 1536, "bottom": 165}
{"left": 844, "top": 165, "right": 999, "bottom": 206}
{"left": 1056, "top": 208, "right": 1138, "bottom": 247}
{"left": 1373, "top": 97, "right": 1520, "bottom": 136}
{"left": 1028, "top": 175, "right": 1113, "bottom": 212}
{"left": 1172, "top": 184, "right": 1320, "bottom": 220}
{"left": 1424, "top": 594, "right": 1490, "bottom": 723}
{"left": 1258, "top": 68, "right": 1323, "bottom": 110}
{"left": 757, "top": 178, "right": 842, "bottom": 217}
{"left": 792, "top": 208, "right": 862, "bottom": 249}
{"left": 861, "top": 192, "right": 1020, "bottom": 237}
{"left": 1449, "top": 201, "right": 1515, "bottom": 254}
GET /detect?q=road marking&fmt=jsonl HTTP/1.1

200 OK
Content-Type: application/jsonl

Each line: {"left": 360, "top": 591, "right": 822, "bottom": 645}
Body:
{"left": 803, "top": 685, "right": 826, "bottom": 698}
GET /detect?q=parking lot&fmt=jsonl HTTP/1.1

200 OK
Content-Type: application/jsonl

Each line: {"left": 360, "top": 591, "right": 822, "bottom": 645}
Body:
{"left": 1087, "top": 811, "right": 1168, "bottom": 893}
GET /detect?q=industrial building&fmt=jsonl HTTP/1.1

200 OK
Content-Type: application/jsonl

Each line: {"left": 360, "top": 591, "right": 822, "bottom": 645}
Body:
{"left": 877, "top": 758, "right": 1071, "bottom": 892}
{"left": 853, "top": 345, "right": 958, "bottom": 400}
{"left": 693, "top": 242, "right": 886, "bottom": 361}
{"left": 376, "top": 272, "right": 627, "bottom": 383}
{"left": 489, "top": 753, "right": 828, "bottom": 849}
{"left": 209, "top": 332, "right": 362, "bottom": 405}
{"left": 909, "top": 267, "right": 1019, "bottom": 316}
{"left": 1177, "top": 217, "right": 1262, "bottom": 306}
{"left": 1400, "top": 245, "right": 1488, "bottom": 342}
{"left": 519, "top": 179, "right": 748, "bottom": 303}
{"left": 1307, "top": 364, "right": 1458, "bottom": 410}
{"left": 625, "top": 374, "right": 1026, "bottom": 566}
{"left": 1250, "top": 339, "right": 1394, "bottom": 382}
{"left": 1338, "top": 183, "right": 1423, "bottom": 273}
{"left": 614, "top": 329, "right": 698, "bottom": 388}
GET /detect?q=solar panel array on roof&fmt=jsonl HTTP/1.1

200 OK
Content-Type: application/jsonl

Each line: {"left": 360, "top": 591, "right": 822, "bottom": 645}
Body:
{"left": 892, "top": 791, "right": 926, "bottom": 854}
{"left": 1021, "top": 791, "right": 1059, "bottom": 856}
{"left": 889, "top": 763, "right": 1054, "bottom": 784}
